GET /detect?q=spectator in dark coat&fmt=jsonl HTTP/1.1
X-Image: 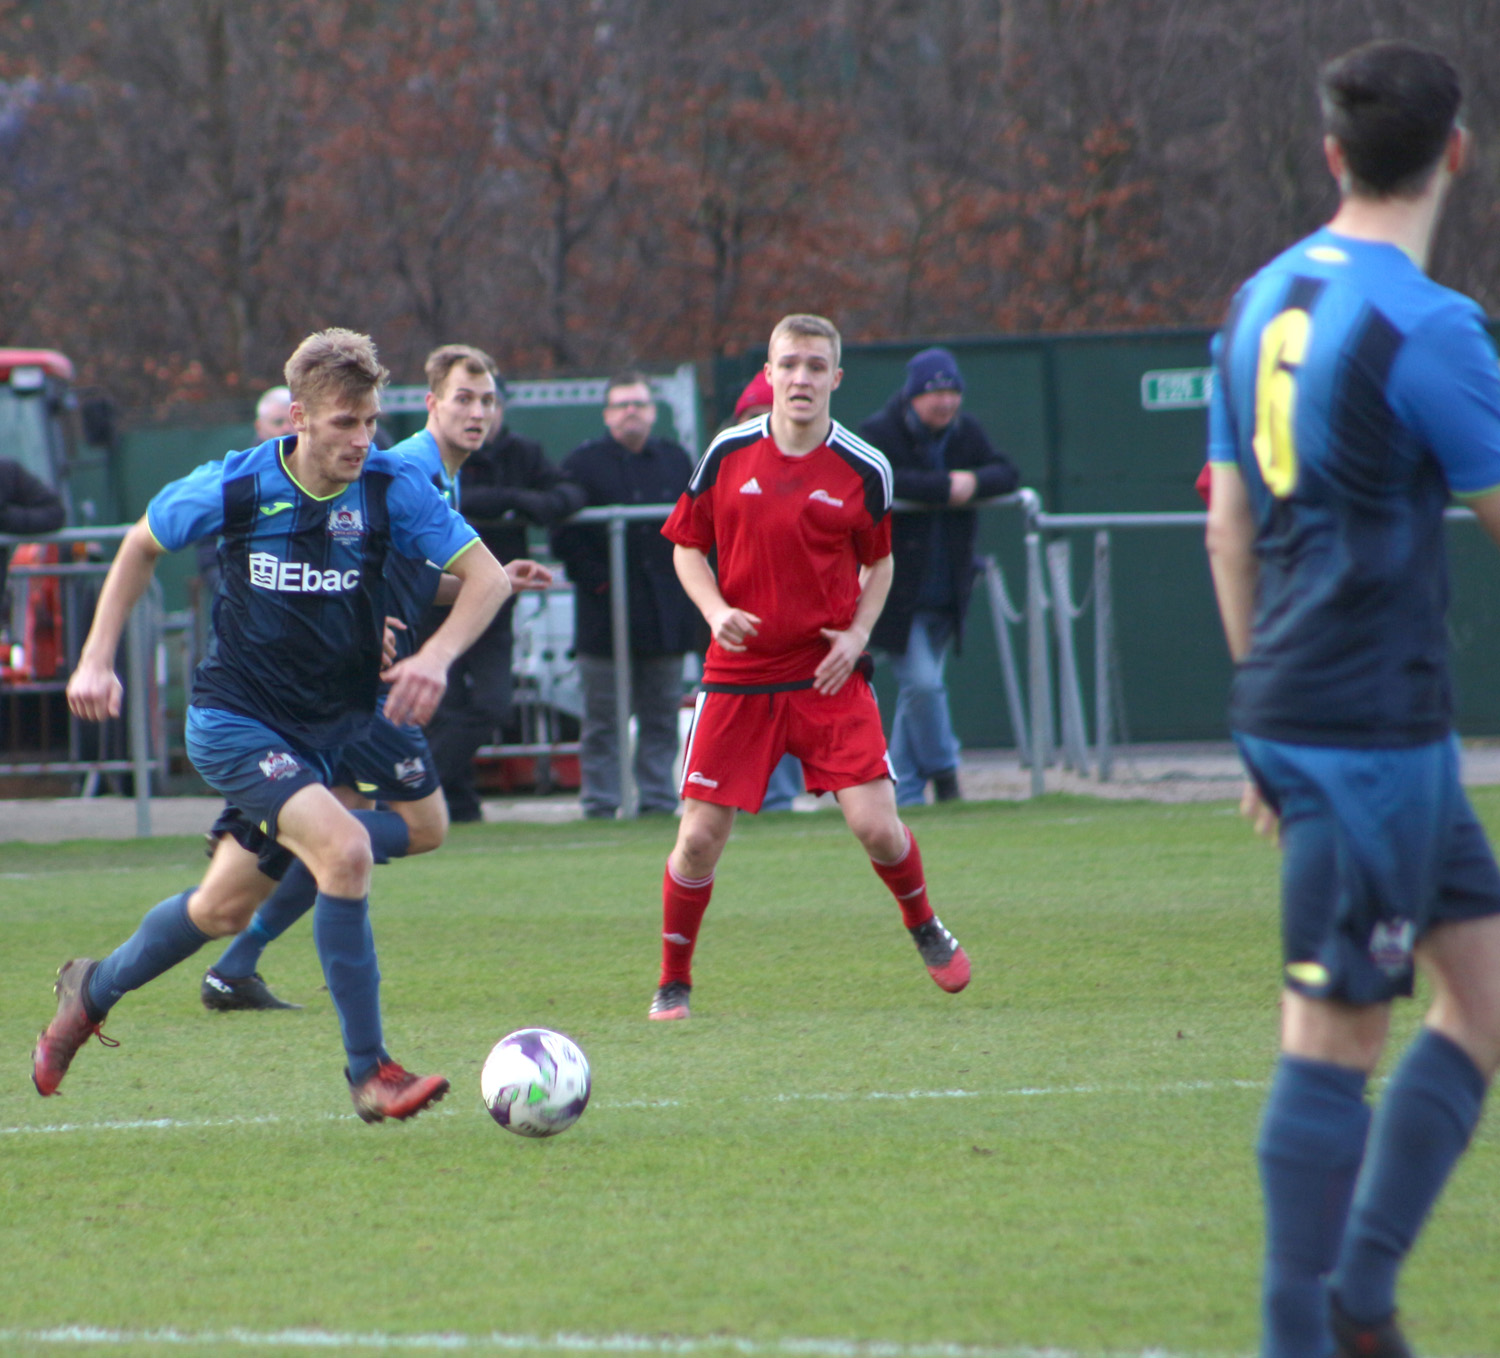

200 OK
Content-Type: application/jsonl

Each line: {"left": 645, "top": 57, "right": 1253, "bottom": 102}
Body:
{"left": 0, "top": 457, "right": 67, "bottom": 597}
{"left": 549, "top": 371, "right": 697, "bottom": 818}
{"left": 423, "top": 395, "right": 586, "bottom": 821}
{"left": 859, "top": 347, "right": 1020, "bottom": 805}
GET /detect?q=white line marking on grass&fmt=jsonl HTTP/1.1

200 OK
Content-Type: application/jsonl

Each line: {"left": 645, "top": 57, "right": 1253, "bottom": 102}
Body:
{"left": 0, "top": 1105, "right": 461, "bottom": 1137}
{"left": 0, "top": 1080, "right": 1263, "bottom": 1139}
{"left": 770, "top": 1079, "right": 1264, "bottom": 1105}
{"left": 0, "top": 864, "right": 197, "bottom": 881}
{"left": 0, "top": 1326, "right": 1237, "bottom": 1357}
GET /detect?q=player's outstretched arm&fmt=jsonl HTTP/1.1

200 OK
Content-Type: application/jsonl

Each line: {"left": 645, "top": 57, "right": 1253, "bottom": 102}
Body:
{"left": 815, "top": 554, "right": 892, "bottom": 696}
{"left": 429, "top": 558, "right": 552, "bottom": 609}
{"left": 67, "top": 517, "right": 166, "bottom": 722}
{"left": 503, "top": 558, "right": 553, "bottom": 592}
{"left": 673, "top": 544, "right": 760, "bottom": 652}
{"left": 385, "top": 542, "right": 510, "bottom": 726}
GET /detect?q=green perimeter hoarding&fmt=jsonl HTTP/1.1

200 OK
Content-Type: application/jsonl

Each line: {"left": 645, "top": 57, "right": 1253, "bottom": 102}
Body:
{"left": 719, "top": 326, "right": 1500, "bottom": 745}
{"left": 114, "top": 326, "right": 1500, "bottom": 748}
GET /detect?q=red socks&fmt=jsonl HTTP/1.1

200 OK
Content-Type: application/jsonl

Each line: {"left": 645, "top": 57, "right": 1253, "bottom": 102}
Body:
{"left": 660, "top": 861, "right": 715, "bottom": 986}
{"left": 870, "top": 825, "right": 933, "bottom": 929}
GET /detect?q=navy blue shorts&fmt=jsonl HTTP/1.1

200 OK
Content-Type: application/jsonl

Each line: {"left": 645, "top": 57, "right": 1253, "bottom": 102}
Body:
{"left": 1235, "top": 732, "right": 1500, "bottom": 1004}
{"left": 187, "top": 706, "right": 341, "bottom": 842}
{"left": 334, "top": 696, "right": 440, "bottom": 802}
{"left": 206, "top": 802, "right": 295, "bottom": 881}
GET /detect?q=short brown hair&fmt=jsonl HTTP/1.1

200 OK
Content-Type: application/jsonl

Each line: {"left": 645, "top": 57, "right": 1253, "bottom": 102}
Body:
{"left": 769, "top": 313, "right": 841, "bottom": 368}
{"left": 283, "top": 329, "right": 388, "bottom": 410}
{"left": 425, "top": 344, "right": 497, "bottom": 397}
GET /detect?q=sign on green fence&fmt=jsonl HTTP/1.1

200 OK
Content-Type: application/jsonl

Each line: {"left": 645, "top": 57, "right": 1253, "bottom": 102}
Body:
{"left": 1140, "top": 367, "right": 1215, "bottom": 411}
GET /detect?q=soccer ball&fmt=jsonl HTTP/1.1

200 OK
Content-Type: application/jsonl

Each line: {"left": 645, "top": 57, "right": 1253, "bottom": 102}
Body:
{"left": 480, "top": 1028, "right": 591, "bottom": 1138}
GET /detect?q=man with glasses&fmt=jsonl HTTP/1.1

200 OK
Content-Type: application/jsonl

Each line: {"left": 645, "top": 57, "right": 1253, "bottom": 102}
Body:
{"left": 550, "top": 371, "right": 697, "bottom": 818}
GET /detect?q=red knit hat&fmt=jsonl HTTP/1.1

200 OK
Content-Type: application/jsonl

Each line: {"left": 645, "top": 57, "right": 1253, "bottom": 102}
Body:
{"left": 733, "top": 371, "right": 775, "bottom": 420}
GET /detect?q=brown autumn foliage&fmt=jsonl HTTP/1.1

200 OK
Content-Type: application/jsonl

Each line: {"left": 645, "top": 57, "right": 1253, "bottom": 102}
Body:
{"left": 1, "top": 0, "right": 1498, "bottom": 415}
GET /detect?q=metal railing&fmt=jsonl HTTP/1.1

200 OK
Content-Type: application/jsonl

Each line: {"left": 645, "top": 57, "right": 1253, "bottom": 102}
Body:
{"left": 1019, "top": 503, "right": 1482, "bottom": 798}
{"left": 554, "top": 494, "right": 1035, "bottom": 817}
{"left": 1019, "top": 507, "right": 1213, "bottom": 797}
{"left": 1, "top": 492, "right": 1044, "bottom": 831}
{"left": 0, "top": 525, "right": 167, "bottom": 834}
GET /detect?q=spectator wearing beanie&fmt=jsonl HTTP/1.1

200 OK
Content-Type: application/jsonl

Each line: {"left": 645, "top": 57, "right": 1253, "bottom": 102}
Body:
{"left": 857, "top": 347, "right": 1020, "bottom": 805}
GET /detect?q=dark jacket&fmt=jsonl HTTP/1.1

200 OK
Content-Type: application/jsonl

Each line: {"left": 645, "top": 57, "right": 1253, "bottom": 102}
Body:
{"left": 422, "top": 425, "right": 585, "bottom": 641}
{"left": 459, "top": 426, "right": 586, "bottom": 565}
{"left": 0, "top": 458, "right": 67, "bottom": 595}
{"left": 549, "top": 434, "right": 697, "bottom": 658}
{"left": 858, "top": 394, "right": 1019, "bottom": 655}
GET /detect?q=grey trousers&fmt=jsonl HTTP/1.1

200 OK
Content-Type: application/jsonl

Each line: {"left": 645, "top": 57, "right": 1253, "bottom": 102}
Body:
{"left": 576, "top": 652, "right": 685, "bottom": 816}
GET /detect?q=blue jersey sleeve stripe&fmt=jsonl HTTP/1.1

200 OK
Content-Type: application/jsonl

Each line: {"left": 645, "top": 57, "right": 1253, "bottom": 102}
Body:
{"left": 1452, "top": 482, "right": 1500, "bottom": 501}
{"left": 143, "top": 515, "right": 171, "bottom": 554}
{"left": 441, "top": 536, "right": 480, "bottom": 570}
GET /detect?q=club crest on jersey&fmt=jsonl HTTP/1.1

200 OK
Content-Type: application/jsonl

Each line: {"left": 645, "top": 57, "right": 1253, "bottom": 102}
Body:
{"left": 327, "top": 506, "right": 365, "bottom": 540}
{"left": 808, "top": 488, "right": 844, "bottom": 507}
{"left": 394, "top": 756, "right": 427, "bottom": 787}
{"left": 1369, "top": 919, "right": 1416, "bottom": 976}
{"left": 259, "top": 750, "right": 301, "bottom": 781}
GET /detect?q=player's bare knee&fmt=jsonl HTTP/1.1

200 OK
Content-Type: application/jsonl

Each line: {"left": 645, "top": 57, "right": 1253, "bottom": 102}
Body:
{"left": 1281, "top": 991, "right": 1389, "bottom": 1071}
{"left": 1424, "top": 985, "right": 1500, "bottom": 1077}
{"left": 405, "top": 821, "right": 446, "bottom": 856}
{"left": 399, "top": 797, "right": 448, "bottom": 856}
{"left": 672, "top": 818, "right": 727, "bottom": 878}
{"left": 849, "top": 811, "right": 906, "bottom": 863}
{"left": 1418, "top": 916, "right": 1500, "bottom": 1073}
{"left": 313, "top": 831, "right": 374, "bottom": 897}
{"left": 187, "top": 883, "right": 262, "bottom": 938}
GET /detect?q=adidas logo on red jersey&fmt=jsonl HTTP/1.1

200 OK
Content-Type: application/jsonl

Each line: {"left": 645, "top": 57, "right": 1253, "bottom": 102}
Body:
{"left": 739, "top": 478, "right": 762, "bottom": 495}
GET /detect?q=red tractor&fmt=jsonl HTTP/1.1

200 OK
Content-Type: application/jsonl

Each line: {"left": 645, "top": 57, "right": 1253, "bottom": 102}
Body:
{"left": 0, "top": 349, "right": 119, "bottom": 763}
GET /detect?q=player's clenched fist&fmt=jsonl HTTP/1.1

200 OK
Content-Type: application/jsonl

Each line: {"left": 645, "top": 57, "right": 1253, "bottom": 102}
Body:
{"left": 67, "top": 658, "right": 123, "bottom": 722}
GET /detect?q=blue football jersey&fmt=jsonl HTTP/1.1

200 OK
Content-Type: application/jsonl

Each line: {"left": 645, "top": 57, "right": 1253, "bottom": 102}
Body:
{"left": 382, "top": 429, "right": 459, "bottom": 660}
{"left": 1208, "top": 227, "right": 1500, "bottom": 746}
{"left": 148, "top": 435, "right": 477, "bottom": 748}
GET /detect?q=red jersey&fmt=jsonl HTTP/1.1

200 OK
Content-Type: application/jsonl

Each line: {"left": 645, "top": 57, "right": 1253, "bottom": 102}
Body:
{"left": 662, "top": 416, "right": 893, "bottom": 684}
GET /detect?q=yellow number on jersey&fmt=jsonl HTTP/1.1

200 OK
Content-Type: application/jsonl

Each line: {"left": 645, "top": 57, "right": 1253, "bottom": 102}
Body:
{"left": 1252, "top": 308, "right": 1311, "bottom": 498}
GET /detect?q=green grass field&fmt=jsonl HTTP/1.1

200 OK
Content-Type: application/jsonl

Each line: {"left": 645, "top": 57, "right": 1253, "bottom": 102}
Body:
{"left": 3, "top": 795, "right": 1499, "bottom": 1358}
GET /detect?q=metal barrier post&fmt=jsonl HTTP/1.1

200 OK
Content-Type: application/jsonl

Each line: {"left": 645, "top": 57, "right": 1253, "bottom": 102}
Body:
{"left": 1046, "top": 539, "right": 1090, "bottom": 775}
{"left": 1024, "top": 527, "right": 1052, "bottom": 798}
{"left": 980, "top": 555, "right": 1031, "bottom": 768}
{"left": 125, "top": 596, "right": 153, "bottom": 836}
{"left": 607, "top": 514, "right": 637, "bottom": 819}
{"left": 1093, "top": 531, "right": 1113, "bottom": 781}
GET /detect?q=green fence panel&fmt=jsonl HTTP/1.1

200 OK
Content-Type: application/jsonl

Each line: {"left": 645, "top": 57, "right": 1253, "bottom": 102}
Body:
{"left": 110, "top": 323, "right": 1500, "bottom": 744}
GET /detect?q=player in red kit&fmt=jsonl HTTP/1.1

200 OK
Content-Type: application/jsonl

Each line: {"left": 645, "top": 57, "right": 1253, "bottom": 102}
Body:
{"left": 650, "top": 313, "right": 971, "bottom": 1020}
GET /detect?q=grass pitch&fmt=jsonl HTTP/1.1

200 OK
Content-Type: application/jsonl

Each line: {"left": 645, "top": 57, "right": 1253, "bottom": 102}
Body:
{"left": 3, "top": 794, "right": 1499, "bottom": 1357}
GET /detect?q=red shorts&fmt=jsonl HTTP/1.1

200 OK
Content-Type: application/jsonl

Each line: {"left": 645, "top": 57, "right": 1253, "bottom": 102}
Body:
{"left": 678, "top": 674, "right": 893, "bottom": 812}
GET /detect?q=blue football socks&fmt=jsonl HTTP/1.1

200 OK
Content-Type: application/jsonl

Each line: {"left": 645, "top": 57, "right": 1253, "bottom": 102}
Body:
{"left": 1332, "top": 1027, "right": 1487, "bottom": 1325}
{"left": 213, "top": 809, "right": 411, "bottom": 980}
{"left": 1257, "top": 1054, "right": 1371, "bottom": 1358}
{"left": 351, "top": 808, "right": 411, "bottom": 865}
{"left": 313, "top": 891, "right": 385, "bottom": 1085}
{"left": 86, "top": 890, "right": 211, "bottom": 1017}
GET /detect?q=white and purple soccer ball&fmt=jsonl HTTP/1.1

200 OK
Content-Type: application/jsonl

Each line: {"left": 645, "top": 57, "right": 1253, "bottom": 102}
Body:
{"left": 480, "top": 1028, "right": 591, "bottom": 1138}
